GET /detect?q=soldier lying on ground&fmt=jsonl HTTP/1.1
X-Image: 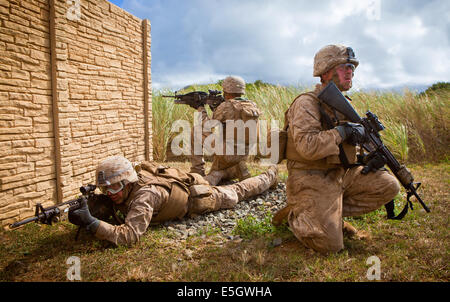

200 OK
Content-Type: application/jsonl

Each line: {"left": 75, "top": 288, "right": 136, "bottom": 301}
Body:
{"left": 68, "top": 156, "right": 278, "bottom": 246}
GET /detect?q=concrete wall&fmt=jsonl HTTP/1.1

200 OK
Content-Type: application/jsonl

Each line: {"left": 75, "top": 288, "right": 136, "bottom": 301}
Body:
{"left": 0, "top": 0, "right": 152, "bottom": 227}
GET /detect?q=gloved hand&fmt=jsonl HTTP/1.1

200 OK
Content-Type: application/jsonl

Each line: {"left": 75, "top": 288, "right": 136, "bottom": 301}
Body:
{"left": 361, "top": 152, "right": 387, "bottom": 174}
{"left": 69, "top": 199, "right": 100, "bottom": 234}
{"left": 336, "top": 122, "right": 366, "bottom": 145}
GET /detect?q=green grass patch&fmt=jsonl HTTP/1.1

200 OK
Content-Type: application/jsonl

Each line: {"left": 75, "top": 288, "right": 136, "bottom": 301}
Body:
{"left": 232, "top": 212, "right": 275, "bottom": 239}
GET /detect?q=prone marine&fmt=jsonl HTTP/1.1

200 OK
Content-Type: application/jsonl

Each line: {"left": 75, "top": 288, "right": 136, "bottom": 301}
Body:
{"left": 68, "top": 156, "right": 277, "bottom": 246}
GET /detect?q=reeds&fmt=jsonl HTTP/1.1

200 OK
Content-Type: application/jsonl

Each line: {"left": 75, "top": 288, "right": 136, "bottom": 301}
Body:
{"left": 152, "top": 83, "right": 449, "bottom": 163}
{"left": 351, "top": 89, "right": 449, "bottom": 163}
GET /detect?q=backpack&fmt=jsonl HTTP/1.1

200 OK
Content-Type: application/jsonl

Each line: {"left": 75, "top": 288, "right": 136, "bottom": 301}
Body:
{"left": 133, "top": 161, "right": 195, "bottom": 223}
{"left": 267, "top": 93, "right": 316, "bottom": 164}
{"left": 228, "top": 98, "right": 261, "bottom": 145}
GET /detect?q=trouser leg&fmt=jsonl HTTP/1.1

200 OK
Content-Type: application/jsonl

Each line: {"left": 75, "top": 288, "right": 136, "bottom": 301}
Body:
{"left": 235, "top": 161, "right": 251, "bottom": 181}
{"left": 189, "top": 107, "right": 211, "bottom": 176}
{"left": 287, "top": 166, "right": 400, "bottom": 254}
{"left": 203, "top": 170, "right": 226, "bottom": 186}
{"left": 190, "top": 166, "right": 278, "bottom": 215}
{"left": 220, "top": 165, "right": 277, "bottom": 202}
{"left": 205, "top": 156, "right": 250, "bottom": 185}
{"left": 287, "top": 169, "right": 345, "bottom": 254}
{"left": 342, "top": 166, "right": 400, "bottom": 217}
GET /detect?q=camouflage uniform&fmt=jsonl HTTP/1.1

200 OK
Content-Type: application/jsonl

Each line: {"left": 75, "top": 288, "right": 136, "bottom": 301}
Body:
{"left": 284, "top": 45, "right": 400, "bottom": 253}
{"left": 190, "top": 76, "right": 261, "bottom": 185}
{"left": 204, "top": 96, "right": 261, "bottom": 185}
{"left": 189, "top": 107, "right": 212, "bottom": 176}
{"left": 94, "top": 160, "right": 277, "bottom": 246}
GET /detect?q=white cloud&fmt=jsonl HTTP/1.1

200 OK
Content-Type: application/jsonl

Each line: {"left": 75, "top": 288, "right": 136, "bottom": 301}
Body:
{"left": 153, "top": 71, "right": 227, "bottom": 91}
{"left": 119, "top": 0, "right": 449, "bottom": 91}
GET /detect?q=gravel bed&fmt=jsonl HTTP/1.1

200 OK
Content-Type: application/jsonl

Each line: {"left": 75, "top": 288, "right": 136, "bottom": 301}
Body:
{"left": 161, "top": 182, "right": 287, "bottom": 241}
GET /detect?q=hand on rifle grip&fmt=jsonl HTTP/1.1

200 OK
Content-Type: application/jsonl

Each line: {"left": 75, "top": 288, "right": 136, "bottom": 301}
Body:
{"left": 69, "top": 198, "right": 99, "bottom": 234}
{"left": 361, "top": 153, "right": 387, "bottom": 174}
{"left": 336, "top": 122, "right": 366, "bottom": 146}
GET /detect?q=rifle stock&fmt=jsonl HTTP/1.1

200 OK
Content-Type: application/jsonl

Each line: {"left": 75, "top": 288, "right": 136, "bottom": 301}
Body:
{"left": 317, "top": 82, "right": 361, "bottom": 123}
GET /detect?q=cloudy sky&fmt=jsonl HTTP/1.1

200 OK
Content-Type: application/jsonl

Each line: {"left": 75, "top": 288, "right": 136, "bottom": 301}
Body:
{"left": 108, "top": 0, "right": 449, "bottom": 92}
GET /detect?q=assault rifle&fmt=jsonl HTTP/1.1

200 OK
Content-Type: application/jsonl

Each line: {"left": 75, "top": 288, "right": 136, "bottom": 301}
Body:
{"left": 162, "top": 89, "right": 225, "bottom": 111}
{"left": 9, "top": 184, "right": 111, "bottom": 234}
{"left": 318, "top": 82, "right": 430, "bottom": 219}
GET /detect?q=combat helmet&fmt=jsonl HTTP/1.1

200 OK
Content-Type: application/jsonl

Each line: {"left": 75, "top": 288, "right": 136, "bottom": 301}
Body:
{"left": 222, "top": 76, "right": 246, "bottom": 94}
{"left": 96, "top": 156, "right": 138, "bottom": 189}
{"left": 313, "top": 44, "right": 359, "bottom": 77}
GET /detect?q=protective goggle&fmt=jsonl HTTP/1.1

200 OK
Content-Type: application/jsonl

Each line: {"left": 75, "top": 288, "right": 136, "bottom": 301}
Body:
{"left": 99, "top": 181, "right": 124, "bottom": 195}
{"left": 336, "top": 63, "right": 356, "bottom": 72}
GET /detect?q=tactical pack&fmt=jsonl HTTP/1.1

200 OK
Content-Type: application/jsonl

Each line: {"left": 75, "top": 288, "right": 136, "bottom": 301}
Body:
{"left": 230, "top": 98, "right": 261, "bottom": 122}
{"left": 267, "top": 92, "right": 317, "bottom": 164}
{"left": 134, "top": 161, "right": 209, "bottom": 222}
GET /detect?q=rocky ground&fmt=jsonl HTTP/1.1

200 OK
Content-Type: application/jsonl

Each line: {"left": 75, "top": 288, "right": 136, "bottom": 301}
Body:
{"left": 161, "top": 182, "right": 287, "bottom": 241}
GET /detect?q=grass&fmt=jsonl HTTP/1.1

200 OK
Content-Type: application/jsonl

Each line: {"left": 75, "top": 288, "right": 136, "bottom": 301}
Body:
{"left": 233, "top": 211, "right": 275, "bottom": 240}
{"left": 350, "top": 89, "right": 449, "bottom": 163}
{"left": 1, "top": 162, "right": 448, "bottom": 282}
{"left": 153, "top": 82, "right": 449, "bottom": 164}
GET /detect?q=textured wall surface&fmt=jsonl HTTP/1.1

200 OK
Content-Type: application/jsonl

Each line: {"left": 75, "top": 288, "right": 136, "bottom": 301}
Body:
{"left": 0, "top": 0, "right": 152, "bottom": 227}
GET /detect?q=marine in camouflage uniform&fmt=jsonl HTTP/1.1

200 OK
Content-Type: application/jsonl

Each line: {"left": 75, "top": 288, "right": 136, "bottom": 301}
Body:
{"left": 280, "top": 45, "right": 400, "bottom": 254}
{"left": 190, "top": 76, "right": 261, "bottom": 185}
{"left": 69, "top": 156, "right": 278, "bottom": 246}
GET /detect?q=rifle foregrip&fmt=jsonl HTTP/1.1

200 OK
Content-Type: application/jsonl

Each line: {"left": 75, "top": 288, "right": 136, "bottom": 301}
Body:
{"left": 397, "top": 165, "right": 414, "bottom": 186}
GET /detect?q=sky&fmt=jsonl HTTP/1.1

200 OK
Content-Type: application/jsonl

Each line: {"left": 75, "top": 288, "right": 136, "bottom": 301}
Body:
{"left": 107, "top": 0, "right": 449, "bottom": 92}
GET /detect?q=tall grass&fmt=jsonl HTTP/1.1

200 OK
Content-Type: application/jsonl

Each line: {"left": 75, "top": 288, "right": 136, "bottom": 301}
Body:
{"left": 152, "top": 89, "right": 195, "bottom": 161}
{"left": 245, "top": 84, "right": 308, "bottom": 123}
{"left": 152, "top": 83, "right": 449, "bottom": 164}
{"left": 351, "top": 89, "right": 449, "bottom": 163}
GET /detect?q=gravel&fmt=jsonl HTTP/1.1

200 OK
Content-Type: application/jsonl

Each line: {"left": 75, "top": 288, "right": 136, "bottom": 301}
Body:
{"left": 161, "top": 182, "right": 287, "bottom": 241}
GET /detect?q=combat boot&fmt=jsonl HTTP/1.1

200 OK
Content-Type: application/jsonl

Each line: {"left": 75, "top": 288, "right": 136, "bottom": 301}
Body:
{"left": 269, "top": 165, "right": 279, "bottom": 189}
{"left": 343, "top": 221, "right": 372, "bottom": 240}
{"left": 190, "top": 155, "right": 206, "bottom": 176}
{"left": 204, "top": 170, "right": 228, "bottom": 186}
{"left": 236, "top": 161, "right": 251, "bottom": 181}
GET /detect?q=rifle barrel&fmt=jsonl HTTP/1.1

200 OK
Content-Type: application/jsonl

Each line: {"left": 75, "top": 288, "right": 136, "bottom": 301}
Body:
{"left": 9, "top": 215, "right": 39, "bottom": 229}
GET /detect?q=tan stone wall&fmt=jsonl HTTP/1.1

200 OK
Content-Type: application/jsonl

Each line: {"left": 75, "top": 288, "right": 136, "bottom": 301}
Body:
{"left": 0, "top": 0, "right": 152, "bottom": 227}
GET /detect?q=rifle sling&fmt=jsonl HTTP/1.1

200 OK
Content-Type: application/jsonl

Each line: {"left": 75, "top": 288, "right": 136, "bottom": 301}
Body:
{"left": 385, "top": 199, "right": 412, "bottom": 220}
